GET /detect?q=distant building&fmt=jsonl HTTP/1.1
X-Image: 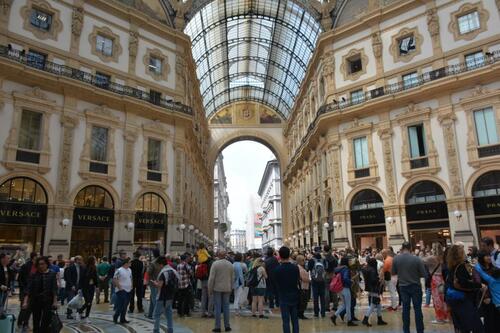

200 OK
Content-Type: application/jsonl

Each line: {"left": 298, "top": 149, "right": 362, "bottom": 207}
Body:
{"left": 230, "top": 229, "right": 247, "bottom": 253}
{"left": 214, "top": 155, "right": 230, "bottom": 250}
{"left": 258, "top": 160, "right": 282, "bottom": 249}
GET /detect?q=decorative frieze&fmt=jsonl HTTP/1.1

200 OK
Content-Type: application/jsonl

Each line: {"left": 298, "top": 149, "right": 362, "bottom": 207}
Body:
{"left": 56, "top": 115, "right": 79, "bottom": 203}
{"left": 378, "top": 125, "right": 397, "bottom": 204}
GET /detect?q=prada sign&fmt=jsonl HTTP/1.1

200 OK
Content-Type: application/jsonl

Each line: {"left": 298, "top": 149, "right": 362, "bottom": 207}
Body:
{"left": 406, "top": 202, "right": 448, "bottom": 221}
{"left": 0, "top": 202, "right": 47, "bottom": 226}
{"left": 135, "top": 212, "right": 167, "bottom": 230}
{"left": 474, "top": 196, "right": 500, "bottom": 216}
{"left": 73, "top": 207, "right": 114, "bottom": 228}
{"left": 350, "top": 208, "right": 385, "bottom": 226}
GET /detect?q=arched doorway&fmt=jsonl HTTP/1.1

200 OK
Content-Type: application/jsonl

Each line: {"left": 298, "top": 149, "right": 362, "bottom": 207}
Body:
{"left": 72, "top": 185, "right": 114, "bottom": 258}
{"left": 0, "top": 177, "right": 48, "bottom": 255}
{"left": 350, "top": 189, "right": 386, "bottom": 250}
{"left": 472, "top": 171, "right": 500, "bottom": 242}
{"left": 134, "top": 192, "right": 168, "bottom": 256}
{"left": 405, "top": 181, "right": 450, "bottom": 248}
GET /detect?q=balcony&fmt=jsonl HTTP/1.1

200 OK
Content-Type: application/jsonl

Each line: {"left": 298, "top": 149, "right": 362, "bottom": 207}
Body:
{"left": 478, "top": 144, "right": 500, "bottom": 158}
{"left": 0, "top": 45, "right": 192, "bottom": 116}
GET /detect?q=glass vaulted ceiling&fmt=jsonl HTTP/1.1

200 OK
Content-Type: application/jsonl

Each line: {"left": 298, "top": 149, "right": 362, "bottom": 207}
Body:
{"left": 184, "top": 0, "right": 323, "bottom": 120}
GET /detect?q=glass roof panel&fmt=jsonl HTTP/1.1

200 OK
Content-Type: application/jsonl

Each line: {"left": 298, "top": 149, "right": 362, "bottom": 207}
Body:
{"left": 184, "top": 0, "right": 322, "bottom": 119}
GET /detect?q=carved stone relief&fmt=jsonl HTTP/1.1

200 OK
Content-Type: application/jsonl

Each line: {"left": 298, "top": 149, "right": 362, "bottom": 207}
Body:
{"left": 56, "top": 115, "right": 79, "bottom": 203}
{"left": 378, "top": 126, "right": 397, "bottom": 204}
{"left": 438, "top": 111, "right": 462, "bottom": 197}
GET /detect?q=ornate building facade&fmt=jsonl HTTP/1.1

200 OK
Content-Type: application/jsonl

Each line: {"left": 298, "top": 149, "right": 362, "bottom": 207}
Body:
{"left": 258, "top": 159, "right": 282, "bottom": 249}
{"left": 213, "top": 154, "right": 230, "bottom": 250}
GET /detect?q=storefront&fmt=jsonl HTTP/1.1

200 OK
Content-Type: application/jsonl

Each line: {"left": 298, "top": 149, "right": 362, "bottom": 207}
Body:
{"left": 134, "top": 192, "right": 168, "bottom": 256}
{"left": 0, "top": 177, "right": 47, "bottom": 256}
{"left": 405, "top": 181, "right": 450, "bottom": 248}
{"left": 472, "top": 171, "right": 500, "bottom": 243}
{"left": 350, "top": 189, "right": 387, "bottom": 250}
{"left": 71, "top": 185, "right": 114, "bottom": 258}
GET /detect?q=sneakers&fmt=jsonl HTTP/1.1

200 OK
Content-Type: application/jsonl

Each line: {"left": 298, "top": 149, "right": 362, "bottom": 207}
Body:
{"left": 431, "top": 319, "right": 446, "bottom": 324}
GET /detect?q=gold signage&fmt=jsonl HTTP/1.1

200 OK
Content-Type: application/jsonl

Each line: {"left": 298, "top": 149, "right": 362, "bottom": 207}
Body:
{"left": 0, "top": 209, "right": 41, "bottom": 218}
{"left": 416, "top": 209, "right": 437, "bottom": 215}
{"left": 76, "top": 214, "right": 111, "bottom": 222}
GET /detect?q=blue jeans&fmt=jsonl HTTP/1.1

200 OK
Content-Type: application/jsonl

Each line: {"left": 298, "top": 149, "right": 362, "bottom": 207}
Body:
{"left": 148, "top": 283, "right": 158, "bottom": 317}
{"left": 280, "top": 302, "right": 299, "bottom": 333}
{"left": 153, "top": 299, "right": 173, "bottom": 333}
{"left": 213, "top": 291, "right": 230, "bottom": 329}
{"left": 400, "top": 284, "right": 424, "bottom": 333}
{"left": 425, "top": 287, "right": 431, "bottom": 306}
{"left": 311, "top": 281, "right": 326, "bottom": 316}
{"left": 110, "top": 282, "right": 116, "bottom": 305}
{"left": 335, "top": 287, "right": 351, "bottom": 321}
{"left": 113, "top": 290, "right": 130, "bottom": 323}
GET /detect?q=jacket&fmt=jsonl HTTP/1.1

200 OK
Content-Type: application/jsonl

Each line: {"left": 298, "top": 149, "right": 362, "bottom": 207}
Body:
{"left": 362, "top": 265, "right": 380, "bottom": 293}
{"left": 64, "top": 264, "right": 86, "bottom": 291}
{"left": 17, "top": 259, "right": 34, "bottom": 289}
{"left": 334, "top": 266, "right": 352, "bottom": 288}
{"left": 474, "top": 263, "right": 500, "bottom": 307}
{"left": 208, "top": 258, "right": 234, "bottom": 293}
{"left": 0, "top": 264, "right": 13, "bottom": 290}
{"left": 130, "top": 258, "right": 144, "bottom": 286}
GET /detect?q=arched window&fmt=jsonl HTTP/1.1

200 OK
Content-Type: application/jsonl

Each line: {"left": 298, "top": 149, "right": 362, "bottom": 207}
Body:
{"left": 74, "top": 185, "right": 114, "bottom": 209}
{"left": 135, "top": 192, "right": 167, "bottom": 213}
{"left": 473, "top": 171, "right": 500, "bottom": 197}
{"left": 405, "top": 181, "right": 446, "bottom": 204}
{"left": 351, "top": 189, "right": 383, "bottom": 211}
{"left": 0, "top": 177, "right": 47, "bottom": 204}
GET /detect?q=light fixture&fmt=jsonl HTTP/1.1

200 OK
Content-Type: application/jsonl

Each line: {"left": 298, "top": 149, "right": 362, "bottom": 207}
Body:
{"left": 189, "top": 224, "right": 195, "bottom": 231}
{"left": 386, "top": 216, "right": 394, "bottom": 224}
{"left": 454, "top": 210, "right": 462, "bottom": 221}
{"left": 60, "top": 218, "right": 70, "bottom": 229}
{"left": 323, "top": 222, "right": 329, "bottom": 229}
{"left": 179, "top": 223, "right": 186, "bottom": 230}
{"left": 293, "top": 235, "right": 297, "bottom": 239}
{"left": 195, "top": 229, "right": 199, "bottom": 234}
{"left": 125, "top": 222, "right": 134, "bottom": 231}
{"left": 305, "top": 230, "right": 310, "bottom": 235}
{"left": 299, "top": 232, "right": 303, "bottom": 237}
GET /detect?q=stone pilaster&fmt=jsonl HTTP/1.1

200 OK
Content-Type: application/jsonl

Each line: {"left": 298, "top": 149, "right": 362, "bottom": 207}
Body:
{"left": 426, "top": 6, "right": 444, "bottom": 67}
{"left": 128, "top": 28, "right": 139, "bottom": 75}
{"left": 377, "top": 125, "right": 397, "bottom": 204}
{"left": 56, "top": 114, "right": 79, "bottom": 204}
{"left": 438, "top": 109, "right": 463, "bottom": 197}
{"left": 121, "top": 129, "right": 137, "bottom": 209}
{"left": 0, "top": 0, "right": 13, "bottom": 44}
{"left": 70, "top": 2, "right": 84, "bottom": 55}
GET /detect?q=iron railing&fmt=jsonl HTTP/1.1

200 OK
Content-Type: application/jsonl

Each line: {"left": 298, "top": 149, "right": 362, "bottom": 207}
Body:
{"left": 0, "top": 45, "right": 193, "bottom": 116}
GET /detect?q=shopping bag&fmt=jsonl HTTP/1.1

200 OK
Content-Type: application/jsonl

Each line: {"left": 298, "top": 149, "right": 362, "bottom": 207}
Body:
{"left": 67, "top": 291, "right": 85, "bottom": 310}
{"left": 49, "top": 311, "right": 63, "bottom": 333}
{"left": 239, "top": 287, "right": 249, "bottom": 307}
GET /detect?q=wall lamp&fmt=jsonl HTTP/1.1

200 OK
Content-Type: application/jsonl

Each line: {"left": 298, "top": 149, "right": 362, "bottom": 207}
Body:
{"left": 60, "top": 218, "right": 71, "bottom": 229}
{"left": 454, "top": 210, "right": 462, "bottom": 222}
{"left": 386, "top": 216, "right": 395, "bottom": 225}
{"left": 125, "top": 222, "right": 134, "bottom": 231}
{"left": 323, "top": 222, "right": 329, "bottom": 229}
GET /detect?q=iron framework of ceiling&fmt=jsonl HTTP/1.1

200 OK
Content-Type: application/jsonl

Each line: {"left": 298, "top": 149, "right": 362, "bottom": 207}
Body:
{"left": 184, "top": 0, "right": 323, "bottom": 120}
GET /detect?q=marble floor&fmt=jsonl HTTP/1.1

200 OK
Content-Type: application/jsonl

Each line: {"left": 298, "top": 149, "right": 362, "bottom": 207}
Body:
{"left": 7, "top": 296, "right": 455, "bottom": 333}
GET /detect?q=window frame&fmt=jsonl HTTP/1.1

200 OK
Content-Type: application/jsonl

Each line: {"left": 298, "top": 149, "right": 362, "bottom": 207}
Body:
{"left": 21, "top": 0, "right": 62, "bottom": 41}
{"left": 341, "top": 48, "right": 368, "bottom": 82}
{"left": 353, "top": 136, "right": 369, "bottom": 170}
{"left": 407, "top": 123, "right": 427, "bottom": 158}
{"left": 89, "top": 26, "right": 122, "bottom": 63}
{"left": 390, "top": 27, "right": 423, "bottom": 63}
{"left": 473, "top": 107, "right": 499, "bottom": 146}
{"left": 465, "top": 51, "right": 485, "bottom": 70}
{"left": 95, "top": 34, "right": 114, "bottom": 57}
{"left": 30, "top": 7, "right": 52, "bottom": 31}
{"left": 402, "top": 71, "right": 419, "bottom": 89}
{"left": 457, "top": 11, "right": 481, "bottom": 35}
{"left": 448, "top": 2, "right": 489, "bottom": 42}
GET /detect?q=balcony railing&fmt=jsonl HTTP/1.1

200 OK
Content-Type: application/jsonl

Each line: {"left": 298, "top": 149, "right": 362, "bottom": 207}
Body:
{"left": 288, "top": 50, "right": 500, "bottom": 169}
{"left": 0, "top": 45, "right": 193, "bottom": 116}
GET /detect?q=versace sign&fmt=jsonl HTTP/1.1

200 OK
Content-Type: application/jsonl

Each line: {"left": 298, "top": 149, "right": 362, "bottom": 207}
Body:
{"left": 135, "top": 212, "right": 167, "bottom": 230}
{"left": 73, "top": 207, "right": 114, "bottom": 228}
{"left": 0, "top": 202, "right": 47, "bottom": 226}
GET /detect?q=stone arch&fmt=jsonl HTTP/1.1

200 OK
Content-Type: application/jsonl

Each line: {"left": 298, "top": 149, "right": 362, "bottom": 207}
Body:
{"left": 69, "top": 181, "right": 121, "bottom": 210}
{"left": 464, "top": 164, "right": 500, "bottom": 197}
{"left": 131, "top": 189, "right": 174, "bottom": 217}
{"left": 345, "top": 185, "right": 388, "bottom": 210}
{"left": 399, "top": 176, "right": 452, "bottom": 207}
{"left": 0, "top": 171, "right": 55, "bottom": 205}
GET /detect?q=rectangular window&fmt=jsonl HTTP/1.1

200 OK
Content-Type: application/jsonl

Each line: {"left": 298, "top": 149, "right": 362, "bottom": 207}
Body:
{"left": 90, "top": 126, "right": 108, "bottom": 162}
{"left": 27, "top": 50, "right": 46, "bottom": 70}
{"left": 350, "top": 89, "right": 364, "bottom": 104}
{"left": 95, "top": 72, "right": 110, "bottom": 88}
{"left": 18, "top": 110, "right": 42, "bottom": 151}
{"left": 149, "top": 57, "right": 162, "bottom": 74}
{"left": 465, "top": 51, "right": 484, "bottom": 70}
{"left": 408, "top": 124, "right": 427, "bottom": 158}
{"left": 353, "top": 137, "right": 369, "bottom": 169}
{"left": 458, "top": 11, "right": 480, "bottom": 35}
{"left": 398, "top": 35, "right": 416, "bottom": 55}
{"left": 348, "top": 55, "right": 362, "bottom": 74}
{"left": 147, "top": 139, "right": 162, "bottom": 171}
{"left": 402, "top": 72, "right": 419, "bottom": 89}
{"left": 96, "top": 35, "right": 113, "bottom": 56}
{"left": 150, "top": 90, "right": 161, "bottom": 105}
{"left": 30, "top": 8, "right": 52, "bottom": 31}
{"left": 474, "top": 107, "right": 499, "bottom": 146}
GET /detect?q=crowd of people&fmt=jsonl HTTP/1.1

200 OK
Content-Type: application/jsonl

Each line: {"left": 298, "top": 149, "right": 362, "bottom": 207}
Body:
{"left": 0, "top": 237, "right": 499, "bottom": 333}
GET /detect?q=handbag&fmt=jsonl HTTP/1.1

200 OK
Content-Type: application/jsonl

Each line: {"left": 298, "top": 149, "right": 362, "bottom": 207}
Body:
{"left": 49, "top": 311, "right": 63, "bottom": 333}
{"left": 67, "top": 291, "right": 85, "bottom": 310}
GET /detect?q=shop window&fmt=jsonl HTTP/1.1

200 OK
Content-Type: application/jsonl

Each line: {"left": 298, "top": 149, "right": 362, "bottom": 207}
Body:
{"left": 149, "top": 56, "right": 162, "bottom": 75}
{"left": 405, "top": 181, "right": 446, "bottom": 204}
{"left": 147, "top": 139, "right": 162, "bottom": 182}
{"left": 96, "top": 35, "right": 113, "bottom": 57}
{"left": 398, "top": 35, "right": 416, "bottom": 55}
{"left": 30, "top": 8, "right": 52, "bottom": 31}
{"left": 135, "top": 192, "right": 166, "bottom": 214}
{"left": 458, "top": 11, "right": 480, "bottom": 35}
{"left": 472, "top": 171, "right": 500, "bottom": 197}
{"left": 17, "top": 110, "right": 42, "bottom": 164}
{"left": 350, "top": 89, "right": 364, "bottom": 105}
{"left": 0, "top": 177, "right": 47, "bottom": 204}
{"left": 74, "top": 185, "right": 113, "bottom": 209}
{"left": 465, "top": 51, "right": 485, "bottom": 70}
{"left": 351, "top": 189, "right": 383, "bottom": 211}
{"left": 402, "top": 72, "right": 419, "bottom": 89}
{"left": 27, "top": 50, "right": 46, "bottom": 70}
{"left": 90, "top": 126, "right": 109, "bottom": 174}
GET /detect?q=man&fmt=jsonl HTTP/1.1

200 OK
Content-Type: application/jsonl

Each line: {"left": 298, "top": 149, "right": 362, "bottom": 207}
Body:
{"left": 274, "top": 246, "right": 300, "bottom": 333}
{"left": 64, "top": 255, "right": 86, "bottom": 319}
{"left": 208, "top": 251, "right": 234, "bottom": 332}
{"left": 146, "top": 249, "right": 162, "bottom": 319}
{"left": 480, "top": 237, "right": 500, "bottom": 268}
{"left": 129, "top": 252, "right": 144, "bottom": 313}
{"left": 264, "top": 247, "right": 279, "bottom": 311}
{"left": 153, "top": 256, "right": 178, "bottom": 333}
{"left": 392, "top": 241, "right": 426, "bottom": 333}
{"left": 113, "top": 258, "right": 132, "bottom": 324}
{"left": 307, "top": 251, "right": 327, "bottom": 317}
{"left": 115, "top": 250, "right": 127, "bottom": 269}
{"left": 0, "top": 253, "right": 13, "bottom": 317}
{"left": 17, "top": 252, "right": 37, "bottom": 330}
{"left": 382, "top": 248, "right": 398, "bottom": 311}
{"left": 323, "top": 245, "right": 338, "bottom": 311}
{"left": 176, "top": 254, "right": 193, "bottom": 317}
{"left": 97, "top": 256, "right": 111, "bottom": 303}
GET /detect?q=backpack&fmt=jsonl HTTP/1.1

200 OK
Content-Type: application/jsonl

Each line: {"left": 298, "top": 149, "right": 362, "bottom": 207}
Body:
{"left": 312, "top": 259, "right": 326, "bottom": 282}
{"left": 160, "top": 269, "right": 178, "bottom": 300}
{"left": 329, "top": 271, "right": 344, "bottom": 293}
{"left": 195, "top": 262, "right": 208, "bottom": 280}
{"left": 245, "top": 267, "right": 259, "bottom": 288}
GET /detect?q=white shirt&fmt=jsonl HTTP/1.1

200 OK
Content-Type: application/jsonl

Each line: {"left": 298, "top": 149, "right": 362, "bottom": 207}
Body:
{"left": 114, "top": 267, "right": 132, "bottom": 292}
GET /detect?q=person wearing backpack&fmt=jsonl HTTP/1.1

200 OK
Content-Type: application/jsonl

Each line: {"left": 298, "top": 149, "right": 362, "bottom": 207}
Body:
{"left": 330, "top": 256, "right": 357, "bottom": 326}
{"left": 307, "top": 252, "right": 327, "bottom": 317}
{"left": 153, "top": 256, "right": 179, "bottom": 333}
{"left": 323, "top": 245, "right": 338, "bottom": 312}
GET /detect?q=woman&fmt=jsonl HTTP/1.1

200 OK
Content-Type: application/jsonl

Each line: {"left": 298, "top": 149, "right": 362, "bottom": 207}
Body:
{"left": 22, "top": 257, "right": 58, "bottom": 333}
{"left": 446, "top": 244, "right": 484, "bottom": 333}
{"left": 81, "top": 256, "right": 98, "bottom": 320}
{"left": 296, "top": 255, "right": 310, "bottom": 320}
{"left": 361, "top": 258, "right": 387, "bottom": 327}
{"left": 427, "top": 242, "right": 449, "bottom": 324}
{"left": 331, "top": 257, "right": 357, "bottom": 326}
{"left": 58, "top": 260, "right": 67, "bottom": 305}
{"left": 473, "top": 251, "right": 500, "bottom": 333}
{"left": 251, "top": 258, "right": 268, "bottom": 318}
{"left": 232, "top": 253, "right": 247, "bottom": 315}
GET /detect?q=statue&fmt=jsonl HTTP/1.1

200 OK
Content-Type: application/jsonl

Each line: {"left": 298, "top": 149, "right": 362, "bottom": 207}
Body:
{"left": 129, "top": 30, "right": 138, "bottom": 59}
{"left": 372, "top": 31, "right": 382, "bottom": 58}
{"left": 71, "top": 6, "right": 84, "bottom": 37}
{"left": 427, "top": 8, "right": 440, "bottom": 37}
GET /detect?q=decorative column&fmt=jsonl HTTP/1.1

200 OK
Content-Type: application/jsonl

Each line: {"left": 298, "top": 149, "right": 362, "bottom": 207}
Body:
{"left": 70, "top": 3, "right": 84, "bottom": 55}
{"left": 121, "top": 129, "right": 137, "bottom": 209}
{"left": 372, "top": 31, "right": 384, "bottom": 78}
{"left": 321, "top": 50, "right": 335, "bottom": 103}
{"left": 427, "top": 7, "right": 444, "bottom": 67}
{"left": 128, "top": 29, "right": 138, "bottom": 75}
{"left": 169, "top": 143, "right": 186, "bottom": 252}
{"left": 0, "top": 0, "right": 13, "bottom": 44}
